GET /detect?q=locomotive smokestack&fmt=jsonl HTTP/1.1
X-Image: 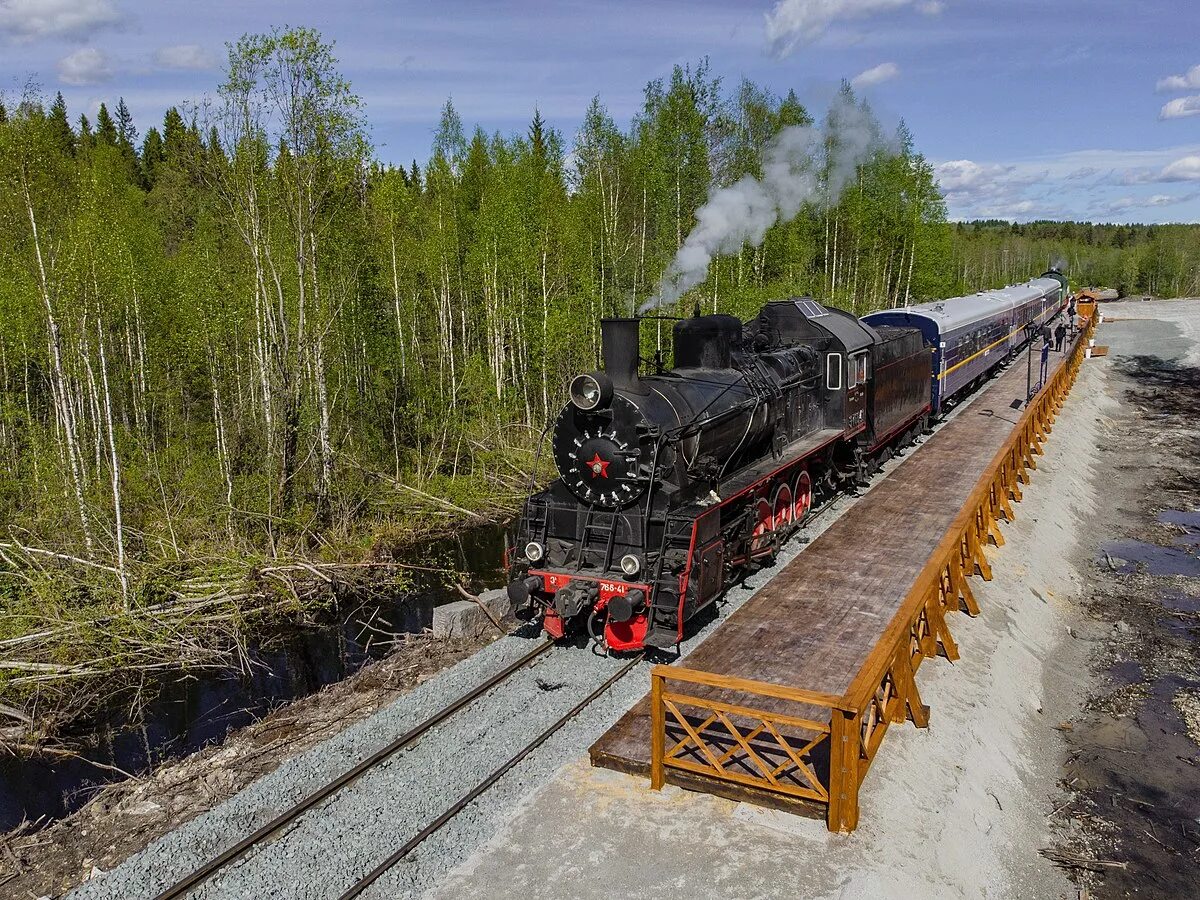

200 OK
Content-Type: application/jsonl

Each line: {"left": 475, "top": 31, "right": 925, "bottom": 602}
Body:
{"left": 601, "top": 318, "right": 640, "bottom": 389}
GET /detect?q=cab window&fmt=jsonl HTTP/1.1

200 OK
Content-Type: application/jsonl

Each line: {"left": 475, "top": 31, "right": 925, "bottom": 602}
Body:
{"left": 826, "top": 353, "right": 842, "bottom": 390}
{"left": 853, "top": 353, "right": 869, "bottom": 386}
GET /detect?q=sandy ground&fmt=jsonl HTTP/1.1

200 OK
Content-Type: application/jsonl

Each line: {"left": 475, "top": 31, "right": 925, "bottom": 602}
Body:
{"left": 426, "top": 303, "right": 1200, "bottom": 900}
{"left": 1098, "top": 297, "right": 1200, "bottom": 366}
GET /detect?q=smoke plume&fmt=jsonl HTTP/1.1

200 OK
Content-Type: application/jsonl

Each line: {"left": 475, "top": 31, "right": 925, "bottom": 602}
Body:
{"left": 642, "top": 95, "right": 888, "bottom": 313}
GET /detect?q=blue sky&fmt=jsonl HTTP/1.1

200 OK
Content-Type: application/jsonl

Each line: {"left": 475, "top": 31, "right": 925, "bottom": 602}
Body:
{"left": 2, "top": 0, "right": 1199, "bottom": 223}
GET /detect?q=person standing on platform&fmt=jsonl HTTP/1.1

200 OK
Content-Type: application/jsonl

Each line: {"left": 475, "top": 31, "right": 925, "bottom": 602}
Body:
{"left": 1055, "top": 321, "right": 1067, "bottom": 351}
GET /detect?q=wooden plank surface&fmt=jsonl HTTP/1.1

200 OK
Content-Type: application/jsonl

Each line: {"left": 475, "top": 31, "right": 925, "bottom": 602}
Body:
{"left": 591, "top": 342, "right": 1074, "bottom": 776}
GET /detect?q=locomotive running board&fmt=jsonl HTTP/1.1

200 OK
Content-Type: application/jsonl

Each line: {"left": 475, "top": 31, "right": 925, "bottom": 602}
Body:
{"left": 709, "top": 428, "right": 842, "bottom": 508}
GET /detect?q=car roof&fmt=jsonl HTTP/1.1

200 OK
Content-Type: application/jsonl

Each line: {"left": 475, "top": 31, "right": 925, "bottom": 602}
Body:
{"left": 866, "top": 277, "right": 1061, "bottom": 332}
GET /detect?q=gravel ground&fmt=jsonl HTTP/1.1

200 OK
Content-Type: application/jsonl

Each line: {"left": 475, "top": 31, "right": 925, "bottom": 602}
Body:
{"left": 66, "top": 368, "right": 996, "bottom": 900}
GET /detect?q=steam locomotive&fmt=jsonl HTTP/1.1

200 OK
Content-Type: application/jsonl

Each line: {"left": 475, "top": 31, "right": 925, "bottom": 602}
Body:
{"left": 506, "top": 271, "right": 1067, "bottom": 653}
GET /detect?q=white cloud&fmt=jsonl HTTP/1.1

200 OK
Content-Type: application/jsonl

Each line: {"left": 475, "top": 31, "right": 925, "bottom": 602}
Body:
{"left": 935, "top": 159, "right": 1046, "bottom": 198}
{"left": 765, "top": 0, "right": 913, "bottom": 55}
{"left": 1160, "top": 95, "right": 1200, "bottom": 120}
{"left": 0, "top": 0, "right": 121, "bottom": 41}
{"left": 153, "top": 43, "right": 214, "bottom": 71}
{"left": 933, "top": 159, "right": 1064, "bottom": 221}
{"left": 916, "top": 0, "right": 944, "bottom": 13}
{"left": 1159, "top": 156, "right": 1200, "bottom": 182}
{"left": 850, "top": 61, "right": 899, "bottom": 88}
{"left": 57, "top": 45, "right": 110, "bottom": 85}
{"left": 1093, "top": 193, "right": 1196, "bottom": 217}
{"left": 1156, "top": 64, "right": 1200, "bottom": 93}
{"left": 980, "top": 199, "right": 1036, "bottom": 218}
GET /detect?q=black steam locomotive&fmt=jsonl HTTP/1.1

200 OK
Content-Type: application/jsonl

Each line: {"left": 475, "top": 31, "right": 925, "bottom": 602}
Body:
{"left": 507, "top": 276, "right": 1064, "bottom": 653}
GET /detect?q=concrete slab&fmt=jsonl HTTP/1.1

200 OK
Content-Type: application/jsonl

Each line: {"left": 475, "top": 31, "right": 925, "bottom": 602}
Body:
{"left": 431, "top": 588, "right": 514, "bottom": 639}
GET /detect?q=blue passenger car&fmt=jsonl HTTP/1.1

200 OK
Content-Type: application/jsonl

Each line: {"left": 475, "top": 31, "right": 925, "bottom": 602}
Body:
{"left": 862, "top": 270, "right": 1066, "bottom": 415}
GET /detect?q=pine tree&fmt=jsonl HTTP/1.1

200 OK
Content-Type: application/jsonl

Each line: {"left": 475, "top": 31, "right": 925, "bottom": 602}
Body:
{"left": 141, "top": 126, "right": 165, "bottom": 188}
{"left": 206, "top": 125, "right": 225, "bottom": 163}
{"left": 777, "top": 89, "right": 812, "bottom": 128}
{"left": 49, "top": 92, "right": 76, "bottom": 156}
{"left": 409, "top": 159, "right": 421, "bottom": 192}
{"left": 0, "top": 100, "right": 7, "bottom": 124}
{"left": 95, "top": 103, "right": 118, "bottom": 146}
{"left": 77, "top": 113, "right": 94, "bottom": 151}
{"left": 112, "top": 97, "right": 140, "bottom": 180}
{"left": 529, "top": 108, "right": 549, "bottom": 176}
{"left": 115, "top": 98, "right": 137, "bottom": 148}
{"left": 162, "top": 107, "right": 187, "bottom": 164}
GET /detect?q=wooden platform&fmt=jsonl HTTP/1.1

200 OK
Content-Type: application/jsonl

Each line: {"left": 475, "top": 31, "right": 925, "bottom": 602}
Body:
{"left": 589, "top": 332, "right": 1091, "bottom": 830}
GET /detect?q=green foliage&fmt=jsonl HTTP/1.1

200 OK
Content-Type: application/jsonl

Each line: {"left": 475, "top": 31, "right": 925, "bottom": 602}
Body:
{"left": 7, "top": 28, "right": 1169, "bottom": 606}
{"left": 947, "top": 220, "right": 1200, "bottom": 297}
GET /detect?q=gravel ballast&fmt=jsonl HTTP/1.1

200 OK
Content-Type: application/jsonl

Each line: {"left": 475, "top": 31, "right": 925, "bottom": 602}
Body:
{"left": 68, "top": 380, "right": 991, "bottom": 900}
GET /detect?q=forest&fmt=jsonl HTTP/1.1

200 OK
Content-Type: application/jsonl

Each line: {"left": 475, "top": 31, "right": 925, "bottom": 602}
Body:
{"left": 0, "top": 26, "right": 1197, "bottom": 742}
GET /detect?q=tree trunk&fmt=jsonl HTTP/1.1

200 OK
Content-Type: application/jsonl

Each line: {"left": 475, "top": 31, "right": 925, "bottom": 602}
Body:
{"left": 22, "top": 181, "right": 94, "bottom": 554}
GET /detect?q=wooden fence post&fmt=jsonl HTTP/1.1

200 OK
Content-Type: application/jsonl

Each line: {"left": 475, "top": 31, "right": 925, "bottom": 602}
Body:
{"left": 650, "top": 666, "right": 665, "bottom": 791}
{"left": 828, "top": 708, "right": 861, "bottom": 832}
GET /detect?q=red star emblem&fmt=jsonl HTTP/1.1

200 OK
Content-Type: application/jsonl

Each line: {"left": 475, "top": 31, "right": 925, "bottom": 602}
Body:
{"left": 585, "top": 452, "right": 610, "bottom": 479}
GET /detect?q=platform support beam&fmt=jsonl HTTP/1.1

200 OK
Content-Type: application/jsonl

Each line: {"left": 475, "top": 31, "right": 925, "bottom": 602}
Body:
{"left": 829, "top": 709, "right": 860, "bottom": 833}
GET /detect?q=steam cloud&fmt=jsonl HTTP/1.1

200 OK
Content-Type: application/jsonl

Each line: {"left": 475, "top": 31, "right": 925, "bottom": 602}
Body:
{"left": 642, "top": 95, "right": 888, "bottom": 313}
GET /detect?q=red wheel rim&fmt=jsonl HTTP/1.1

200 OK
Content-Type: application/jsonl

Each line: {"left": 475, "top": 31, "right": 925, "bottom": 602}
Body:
{"left": 772, "top": 483, "right": 793, "bottom": 530}
{"left": 793, "top": 469, "right": 813, "bottom": 522}
{"left": 751, "top": 497, "right": 773, "bottom": 554}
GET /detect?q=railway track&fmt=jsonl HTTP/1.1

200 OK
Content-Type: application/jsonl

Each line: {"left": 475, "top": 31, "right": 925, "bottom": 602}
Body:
{"left": 153, "top": 640, "right": 554, "bottom": 900}
{"left": 339, "top": 654, "right": 642, "bottom": 900}
{"left": 151, "top": 641, "right": 642, "bottom": 900}
{"left": 92, "top": 369, "right": 993, "bottom": 900}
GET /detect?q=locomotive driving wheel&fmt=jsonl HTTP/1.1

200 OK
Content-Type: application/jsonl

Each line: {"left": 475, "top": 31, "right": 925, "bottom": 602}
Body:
{"left": 792, "top": 469, "right": 813, "bottom": 524}
{"left": 750, "top": 497, "right": 775, "bottom": 559}
{"left": 771, "top": 483, "right": 794, "bottom": 533}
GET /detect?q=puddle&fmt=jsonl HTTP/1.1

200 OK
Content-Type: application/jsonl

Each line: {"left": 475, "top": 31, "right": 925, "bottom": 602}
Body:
{"left": 1108, "top": 658, "right": 1144, "bottom": 685}
{"left": 1158, "top": 509, "right": 1200, "bottom": 529}
{"left": 1161, "top": 591, "right": 1200, "bottom": 614}
{"left": 1097, "top": 539, "right": 1200, "bottom": 577}
{"left": 1065, "top": 673, "right": 1200, "bottom": 897}
{"left": 1159, "top": 509, "right": 1200, "bottom": 547}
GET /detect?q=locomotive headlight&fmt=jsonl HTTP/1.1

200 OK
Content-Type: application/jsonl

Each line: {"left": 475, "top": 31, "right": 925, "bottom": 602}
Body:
{"left": 525, "top": 541, "right": 545, "bottom": 563}
{"left": 620, "top": 554, "right": 642, "bottom": 576}
{"left": 569, "top": 371, "right": 614, "bottom": 411}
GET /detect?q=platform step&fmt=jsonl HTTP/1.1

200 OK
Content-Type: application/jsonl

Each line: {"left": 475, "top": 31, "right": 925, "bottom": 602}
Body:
{"left": 643, "top": 625, "right": 678, "bottom": 649}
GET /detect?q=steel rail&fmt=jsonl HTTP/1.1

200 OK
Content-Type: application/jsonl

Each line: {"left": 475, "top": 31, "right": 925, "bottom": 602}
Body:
{"left": 153, "top": 638, "right": 555, "bottom": 900}
{"left": 339, "top": 653, "right": 645, "bottom": 900}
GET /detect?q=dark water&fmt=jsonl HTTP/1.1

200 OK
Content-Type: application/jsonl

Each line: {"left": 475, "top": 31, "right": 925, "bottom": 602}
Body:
{"left": 1097, "top": 510, "right": 1200, "bottom": 577}
{"left": 0, "top": 523, "right": 507, "bottom": 831}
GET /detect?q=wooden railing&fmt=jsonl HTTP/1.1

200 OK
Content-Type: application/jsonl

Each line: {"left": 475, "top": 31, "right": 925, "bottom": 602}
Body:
{"left": 649, "top": 667, "right": 845, "bottom": 806}
{"left": 649, "top": 314, "right": 1096, "bottom": 832}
